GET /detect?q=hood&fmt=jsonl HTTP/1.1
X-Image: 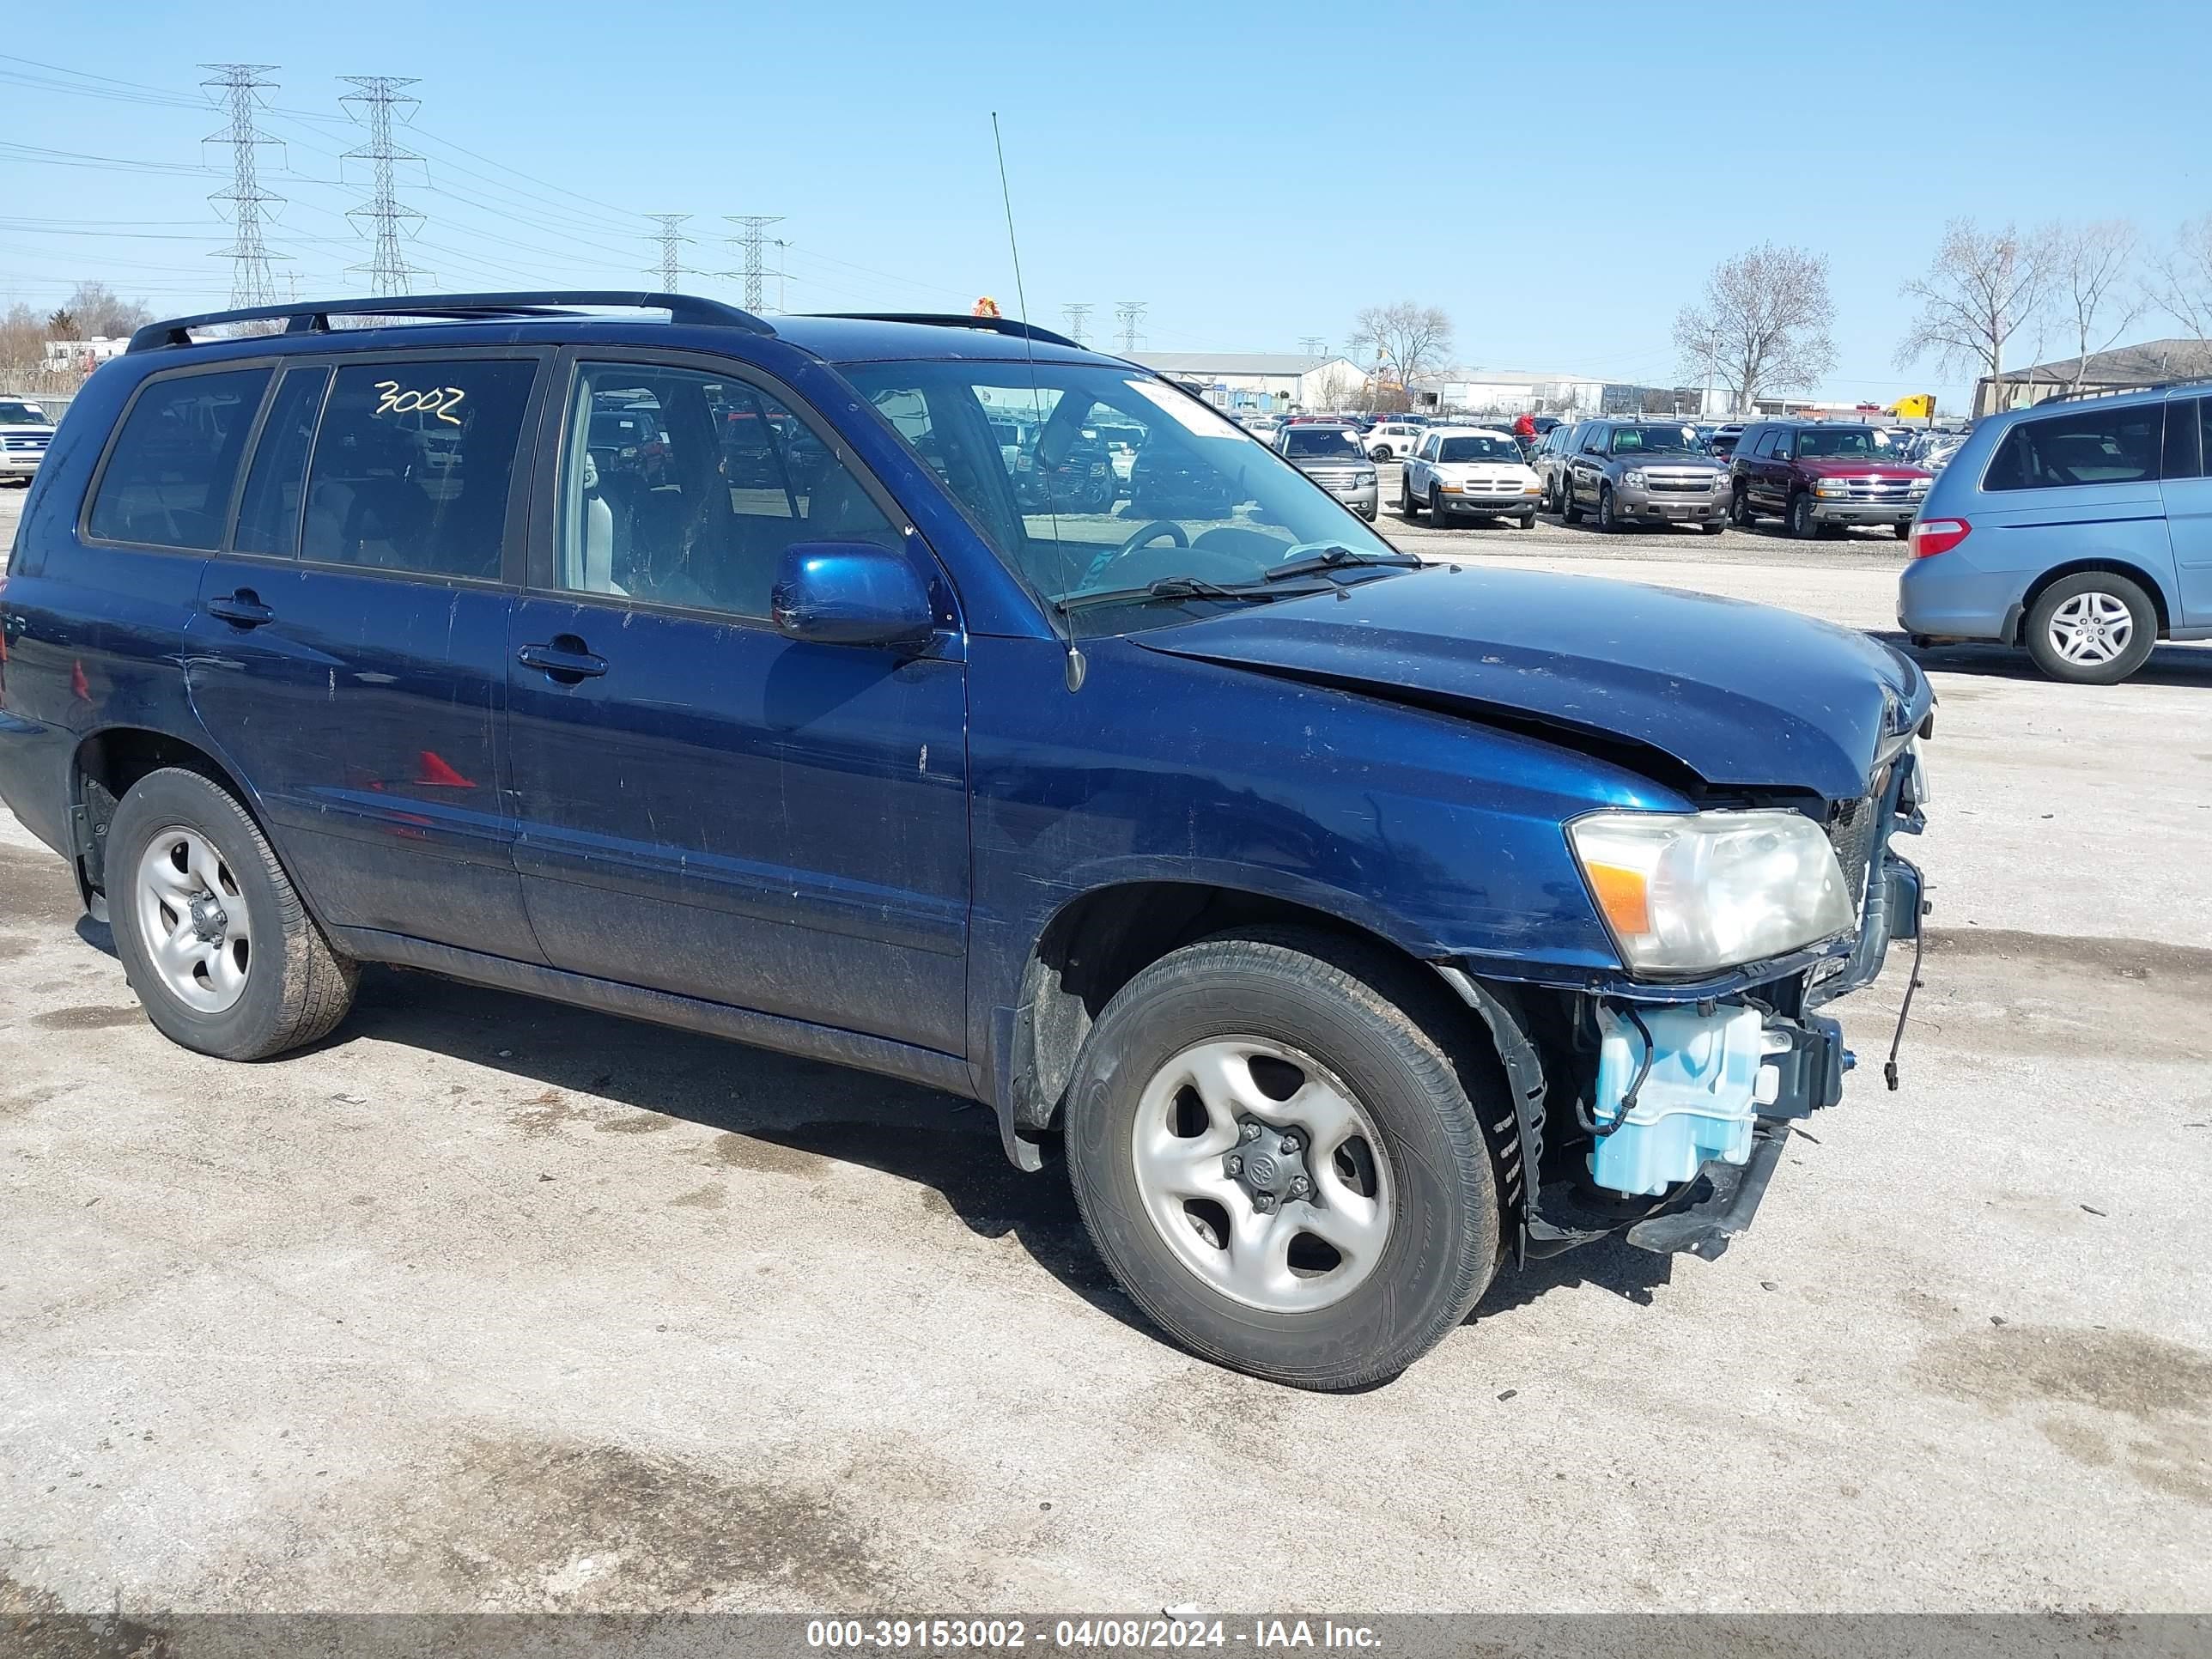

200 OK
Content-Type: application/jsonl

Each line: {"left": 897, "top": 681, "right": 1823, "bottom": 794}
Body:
{"left": 1795, "top": 457, "right": 1928, "bottom": 480}
{"left": 1137, "top": 565, "right": 1929, "bottom": 802}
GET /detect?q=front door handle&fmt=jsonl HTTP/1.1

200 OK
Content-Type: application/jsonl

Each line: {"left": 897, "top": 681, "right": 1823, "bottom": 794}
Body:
{"left": 516, "top": 640, "right": 609, "bottom": 682}
{"left": 206, "top": 591, "right": 275, "bottom": 628}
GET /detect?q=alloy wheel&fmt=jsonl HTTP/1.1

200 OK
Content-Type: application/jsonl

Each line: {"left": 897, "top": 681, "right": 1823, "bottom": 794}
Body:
{"left": 134, "top": 826, "right": 252, "bottom": 1013}
{"left": 1128, "top": 1036, "right": 1395, "bottom": 1314}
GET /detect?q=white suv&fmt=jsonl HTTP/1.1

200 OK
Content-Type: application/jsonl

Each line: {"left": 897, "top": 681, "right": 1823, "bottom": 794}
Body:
{"left": 0, "top": 398, "right": 57, "bottom": 484}
{"left": 1400, "top": 426, "right": 1541, "bottom": 527}
{"left": 1362, "top": 419, "right": 1425, "bottom": 461}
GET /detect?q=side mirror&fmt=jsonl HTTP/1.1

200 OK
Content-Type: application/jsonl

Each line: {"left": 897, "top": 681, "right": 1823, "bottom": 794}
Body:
{"left": 770, "top": 542, "right": 938, "bottom": 651}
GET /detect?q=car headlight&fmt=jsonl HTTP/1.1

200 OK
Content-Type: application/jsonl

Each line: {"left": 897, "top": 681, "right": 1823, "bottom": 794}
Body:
{"left": 1567, "top": 809, "right": 1856, "bottom": 975}
{"left": 1709, "top": 471, "right": 1731, "bottom": 489}
{"left": 1622, "top": 468, "right": 1645, "bottom": 486}
{"left": 1814, "top": 482, "right": 1849, "bottom": 497}
{"left": 1357, "top": 469, "right": 1376, "bottom": 485}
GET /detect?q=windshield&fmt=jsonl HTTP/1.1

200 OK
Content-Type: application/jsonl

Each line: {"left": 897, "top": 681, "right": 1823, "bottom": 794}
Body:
{"left": 1795, "top": 427, "right": 1884, "bottom": 459}
{"left": 0, "top": 400, "right": 48, "bottom": 425}
{"left": 843, "top": 361, "right": 1401, "bottom": 629}
{"left": 1281, "top": 427, "right": 1364, "bottom": 460}
{"left": 1437, "top": 434, "right": 1522, "bottom": 463}
{"left": 1608, "top": 425, "right": 1698, "bottom": 455}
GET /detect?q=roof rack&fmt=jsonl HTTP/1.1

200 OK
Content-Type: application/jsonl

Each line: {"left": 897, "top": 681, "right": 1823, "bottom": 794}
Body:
{"left": 2033, "top": 373, "right": 2212, "bottom": 406}
{"left": 816, "top": 312, "right": 1087, "bottom": 351}
{"left": 128, "top": 290, "right": 775, "bottom": 353}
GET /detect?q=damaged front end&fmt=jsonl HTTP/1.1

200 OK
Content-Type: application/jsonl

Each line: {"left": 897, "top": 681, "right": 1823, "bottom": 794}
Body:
{"left": 1439, "top": 738, "right": 1930, "bottom": 1265}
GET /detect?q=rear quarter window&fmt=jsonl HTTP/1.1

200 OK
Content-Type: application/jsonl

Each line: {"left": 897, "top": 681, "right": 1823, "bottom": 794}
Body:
{"left": 86, "top": 368, "right": 273, "bottom": 550}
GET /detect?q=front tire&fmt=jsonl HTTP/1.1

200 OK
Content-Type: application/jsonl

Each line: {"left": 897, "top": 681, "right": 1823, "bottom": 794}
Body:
{"left": 1065, "top": 930, "right": 1503, "bottom": 1390}
{"left": 1730, "top": 485, "right": 1754, "bottom": 527}
{"left": 107, "top": 767, "right": 357, "bottom": 1060}
{"left": 1429, "top": 486, "right": 1451, "bottom": 528}
{"left": 2024, "top": 572, "right": 2157, "bottom": 684}
{"left": 1788, "top": 491, "right": 1819, "bottom": 539}
{"left": 1517, "top": 509, "right": 1536, "bottom": 529}
{"left": 1400, "top": 473, "right": 1420, "bottom": 521}
{"left": 1561, "top": 476, "right": 1583, "bottom": 524}
{"left": 1597, "top": 483, "right": 1622, "bottom": 532}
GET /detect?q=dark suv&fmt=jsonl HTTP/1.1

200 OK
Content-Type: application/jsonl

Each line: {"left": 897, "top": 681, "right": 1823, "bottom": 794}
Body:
{"left": 1729, "top": 421, "right": 1931, "bottom": 539}
{"left": 0, "top": 291, "right": 1932, "bottom": 1389}
{"left": 1556, "top": 419, "right": 1732, "bottom": 532}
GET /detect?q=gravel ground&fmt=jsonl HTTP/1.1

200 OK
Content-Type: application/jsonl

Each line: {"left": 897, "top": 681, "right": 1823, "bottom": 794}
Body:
{"left": 3, "top": 474, "right": 2210, "bottom": 1618}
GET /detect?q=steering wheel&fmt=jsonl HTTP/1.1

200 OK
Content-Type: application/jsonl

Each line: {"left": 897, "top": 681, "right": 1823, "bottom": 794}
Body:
{"left": 1078, "top": 519, "right": 1188, "bottom": 589}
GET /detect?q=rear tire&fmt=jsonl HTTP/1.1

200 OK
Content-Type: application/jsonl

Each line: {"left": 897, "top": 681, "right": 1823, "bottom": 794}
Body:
{"left": 1701, "top": 520, "right": 1726, "bottom": 536}
{"left": 106, "top": 767, "right": 357, "bottom": 1060}
{"left": 1064, "top": 929, "right": 1503, "bottom": 1390}
{"left": 2023, "top": 571, "right": 2157, "bottom": 685}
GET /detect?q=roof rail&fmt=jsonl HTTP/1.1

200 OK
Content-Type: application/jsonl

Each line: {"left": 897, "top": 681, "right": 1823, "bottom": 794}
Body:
{"left": 128, "top": 290, "right": 775, "bottom": 353}
{"left": 816, "top": 312, "right": 1087, "bottom": 351}
{"left": 2033, "top": 373, "right": 2212, "bottom": 406}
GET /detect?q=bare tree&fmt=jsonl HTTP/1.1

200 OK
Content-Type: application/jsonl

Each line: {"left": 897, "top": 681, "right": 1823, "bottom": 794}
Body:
{"left": 2149, "top": 214, "right": 2212, "bottom": 343}
{"left": 58, "top": 282, "right": 152, "bottom": 340}
{"left": 2043, "top": 220, "right": 2142, "bottom": 392}
{"left": 1348, "top": 302, "right": 1453, "bottom": 393}
{"left": 1672, "top": 243, "right": 1835, "bottom": 416}
{"left": 1895, "top": 218, "right": 2054, "bottom": 387}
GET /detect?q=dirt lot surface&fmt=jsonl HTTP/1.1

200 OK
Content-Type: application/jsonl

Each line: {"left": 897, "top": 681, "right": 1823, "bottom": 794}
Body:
{"left": 3, "top": 475, "right": 2210, "bottom": 1615}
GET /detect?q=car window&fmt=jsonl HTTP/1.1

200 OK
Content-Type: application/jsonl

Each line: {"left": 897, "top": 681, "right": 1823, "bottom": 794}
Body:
{"left": 554, "top": 362, "right": 897, "bottom": 618}
{"left": 231, "top": 367, "right": 331, "bottom": 557}
{"left": 1438, "top": 435, "right": 1522, "bottom": 463}
{"left": 1282, "top": 428, "right": 1364, "bottom": 459}
{"left": 300, "top": 359, "right": 536, "bottom": 580}
{"left": 1796, "top": 427, "right": 1881, "bottom": 459}
{"left": 2164, "top": 398, "right": 2202, "bottom": 481}
{"left": 843, "top": 359, "right": 1399, "bottom": 626}
{"left": 1986, "top": 405, "right": 2163, "bottom": 492}
{"left": 1582, "top": 428, "right": 1607, "bottom": 453}
{"left": 87, "top": 368, "right": 271, "bottom": 550}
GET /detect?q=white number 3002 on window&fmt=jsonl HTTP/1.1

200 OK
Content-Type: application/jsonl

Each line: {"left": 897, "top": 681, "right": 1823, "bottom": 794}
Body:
{"left": 372, "top": 380, "right": 468, "bottom": 426}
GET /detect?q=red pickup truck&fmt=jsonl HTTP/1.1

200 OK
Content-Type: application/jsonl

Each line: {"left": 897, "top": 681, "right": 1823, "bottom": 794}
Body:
{"left": 1727, "top": 421, "right": 1931, "bottom": 538}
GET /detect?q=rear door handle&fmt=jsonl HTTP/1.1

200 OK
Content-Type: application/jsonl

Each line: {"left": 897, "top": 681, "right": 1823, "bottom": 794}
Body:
{"left": 516, "top": 641, "right": 609, "bottom": 681}
{"left": 205, "top": 592, "right": 275, "bottom": 628}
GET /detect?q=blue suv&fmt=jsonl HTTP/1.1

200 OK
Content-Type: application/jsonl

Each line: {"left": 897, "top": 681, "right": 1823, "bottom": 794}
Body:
{"left": 1899, "top": 384, "right": 2212, "bottom": 683}
{"left": 0, "top": 292, "right": 1931, "bottom": 1388}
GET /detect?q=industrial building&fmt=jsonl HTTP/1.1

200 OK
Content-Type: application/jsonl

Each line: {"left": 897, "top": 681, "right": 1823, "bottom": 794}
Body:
{"left": 1417, "top": 368, "right": 1705, "bottom": 418}
{"left": 1973, "top": 338, "right": 2212, "bottom": 415}
{"left": 1126, "top": 351, "right": 1370, "bottom": 412}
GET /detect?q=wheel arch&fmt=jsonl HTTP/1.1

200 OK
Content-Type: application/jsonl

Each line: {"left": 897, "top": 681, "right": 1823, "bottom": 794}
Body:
{"left": 69, "top": 724, "right": 278, "bottom": 917}
{"left": 2015, "top": 557, "right": 2172, "bottom": 643}
{"left": 996, "top": 875, "right": 1503, "bottom": 1159}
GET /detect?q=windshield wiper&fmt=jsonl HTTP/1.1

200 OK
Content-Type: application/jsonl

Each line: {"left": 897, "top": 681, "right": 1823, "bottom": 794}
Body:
{"left": 1055, "top": 575, "right": 1301, "bottom": 615}
{"left": 1261, "top": 545, "right": 1426, "bottom": 582}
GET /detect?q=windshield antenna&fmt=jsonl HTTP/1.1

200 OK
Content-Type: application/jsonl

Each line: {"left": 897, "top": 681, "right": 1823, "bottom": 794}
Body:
{"left": 993, "top": 110, "right": 1085, "bottom": 692}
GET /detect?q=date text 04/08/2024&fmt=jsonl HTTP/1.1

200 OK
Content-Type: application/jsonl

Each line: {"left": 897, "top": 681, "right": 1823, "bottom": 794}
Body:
{"left": 805, "top": 1618, "right": 1382, "bottom": 1650}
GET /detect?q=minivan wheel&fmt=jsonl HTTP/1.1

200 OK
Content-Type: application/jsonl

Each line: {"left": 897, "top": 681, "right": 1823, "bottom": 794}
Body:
{"left": 107, "top": 767, "right": 357, "bottom": 1060}
{"left": 2025, "top": 573, "right": 2157, "bottom": 685}
{"left": 1065, "top": 929, "right": 1502, "bottom": 1389}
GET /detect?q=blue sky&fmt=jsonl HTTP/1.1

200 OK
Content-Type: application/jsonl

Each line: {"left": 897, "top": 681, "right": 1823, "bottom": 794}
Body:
{"left": 5, "top": 0, "right": 2205, "bottom": 411}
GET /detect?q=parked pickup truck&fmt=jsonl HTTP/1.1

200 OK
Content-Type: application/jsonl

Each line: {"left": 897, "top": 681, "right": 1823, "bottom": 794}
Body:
{"left": 1729, "top": 421, "right": 1931, "bottom": 539}
{"left": 0, "top": 291, "right": 1932, "bottom": 1390}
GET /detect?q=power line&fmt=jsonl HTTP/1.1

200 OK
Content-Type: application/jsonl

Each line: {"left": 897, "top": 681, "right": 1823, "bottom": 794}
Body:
{"left": 724, "top": 216, "right": 782, "bottom": 311}
{"left": 1061, "top": 302, "right": 1091, "bottom": 345}
{"left": 199, "top": 64, "right": 289, "bottom": 310}
{"left": 644, "top": 214, "right": 691, "bottom": 290}
{"left": 1115, "top": 300, "right": 1146, "bottom": 356}
{"left": 338, "top": 76, "right": 426, "bottom": 298}
{"left": 1300, "top": 336, "right": 1327, "bottom": 358}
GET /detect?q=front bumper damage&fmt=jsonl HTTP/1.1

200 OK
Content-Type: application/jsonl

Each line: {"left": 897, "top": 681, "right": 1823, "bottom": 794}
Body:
{"left": 1438, "top": 745, "right": 1929, "bottom": 1264}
